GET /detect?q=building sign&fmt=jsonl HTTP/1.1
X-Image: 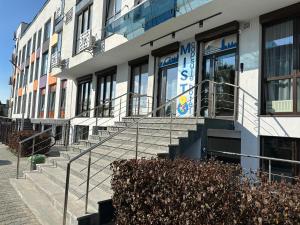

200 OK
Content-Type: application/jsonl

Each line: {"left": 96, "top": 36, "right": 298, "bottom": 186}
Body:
{"left": 177, "top": 38, "right": 197, "bottom": 117}
{"left": 159, "top": 53, "right": 178, "bottom": 68}
{"left": 204, "top": 34, "right": 237, "bottom": 55}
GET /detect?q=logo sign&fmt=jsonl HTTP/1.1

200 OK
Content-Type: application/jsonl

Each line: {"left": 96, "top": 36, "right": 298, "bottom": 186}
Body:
{"left": 204, "top": 34, "right": 237, "bottom": 55}
{"left": 159, "top": 53, "right": 178, "bottom": 68}
{"left": 79, "top": 30, "right": 92, "bottom": 52}
{"left": 177, "top": 39, "right": 196, "bottom": 117}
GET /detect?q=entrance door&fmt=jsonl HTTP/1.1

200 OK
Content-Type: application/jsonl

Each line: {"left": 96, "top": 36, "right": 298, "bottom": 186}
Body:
{"left": 202, "top": 51, "right": 236, "bottom": 117}
{"left": 129, "top": 63, "right": 148, "bottom": 116}
{"left": 157, "top": 65, "right": 178, "bottom": 116}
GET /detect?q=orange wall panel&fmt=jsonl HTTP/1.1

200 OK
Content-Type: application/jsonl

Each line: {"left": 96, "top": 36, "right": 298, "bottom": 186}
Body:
{"left": 48, "top": 75, "right": 57, "bottom": 86}
{"left": 33, "top": 80, "right": 38, "bottom": 91}
{"left": 18, "top": 88, "right": 23, "bottom": 96}
{"left": 30, "top": 52, "right": 36, "bottom": 63}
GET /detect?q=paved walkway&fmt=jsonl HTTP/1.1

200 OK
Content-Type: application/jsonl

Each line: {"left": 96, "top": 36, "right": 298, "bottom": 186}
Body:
{"left": 0, "top": 144, "right": 40, "bottom": 225}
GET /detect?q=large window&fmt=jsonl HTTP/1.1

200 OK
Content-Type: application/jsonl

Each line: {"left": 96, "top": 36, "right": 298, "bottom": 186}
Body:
{"left": 106, "top": 0, "right": 122, "bottom": 24}
{"left": 35, "top": 58, "right": 40, "bottom": 80}
{"left": 59, "top": 80, "right": 67, "bottom": 118}
{"left": 95, "top": 72, "right": 116, "bottom": 117}
{"left": 130, "top": 63, "right": 149, "bottom": 115}
{"left": 32, "top": 91, "right": 37, "bottom": 118}
{"left": 44, "top": 19, "right": 52, "bottom": 42}
{"left": 76, "top": 79, "right": 91, "bottom": 116}
{"left": 75, "top": 5, "right": 93, "bottom": 54}
{"left": 28, "top": 92, "right": 32, "bottom": 118}
{"left": 29, "top": 62, "right": 34, "bottom": 83}
{"left": 51, "top": 31, "right": 62, "bottom": 72}
{"left": 41, "top": 52, "right": 49, "bottom": 76}
{"left": 38, "top": 88, "right": 46, "bottom": 118}
{"left": 32, "top": 33, "right": 36, "bottom": 53}
{"left": 37, "top": 29, "right": 42, "bottom": 49}
{"left": 263, "top": 19, "right": 300, "bottom": 114}
{"left": 47, "top": 85, "right": 56, "bottom": 118}
{"left": 261, "top": 136, "right": 299, "bottom": 180}
{"left": 26, "top": 39, "right": 31, "bottom": 59}
{"left": 23, "top": 67, "right": 29, "bottom": 87}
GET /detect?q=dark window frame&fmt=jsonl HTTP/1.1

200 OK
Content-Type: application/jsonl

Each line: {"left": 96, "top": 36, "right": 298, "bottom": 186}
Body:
{"left": 74, "top": 4, "right": 93, "bottom": 54}
{"left": 59, "top": 80, "right": 67, "bottom": 118}
{"left": 95, "top": 70, "right": 116, "bottom": 117}
{"left": 260, "top": 136, "right": 300, "bottom": 180}
{"left": 47, "top": 85, "right": 56, "bottom": 118}
{"left": 261, "top": 13, "right": 300, "bottom": 115}
{"left": 129, "top": 62, "right": 149, "bottom": 116}
{"left": 76, "top": 77, "right": 92, "bottom": 117}
{"left": 44, "top": 19, "right": 52, "bottom": 42}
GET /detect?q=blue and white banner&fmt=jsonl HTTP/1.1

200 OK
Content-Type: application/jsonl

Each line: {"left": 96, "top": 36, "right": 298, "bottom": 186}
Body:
{"left": 177, "top": 38, "right": 197, "bottom": 117}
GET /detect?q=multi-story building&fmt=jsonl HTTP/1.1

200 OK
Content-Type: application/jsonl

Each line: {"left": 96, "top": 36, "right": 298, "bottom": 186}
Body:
{"left": 8, "top": 0, "right": 300, "bottom": 223}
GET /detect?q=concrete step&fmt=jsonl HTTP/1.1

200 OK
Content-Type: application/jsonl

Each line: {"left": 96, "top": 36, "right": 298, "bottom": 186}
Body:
{"left": 10, "top": 178, "right": 62, "bottom": 225}
{"left": 50, "top": 157, "right": 113, "bottom": 195}
{"left": 73, "top": 136, "right": 170, "bottom": 155}
{"left": 71, "top": 143, "right": 158, "bottom": 159}
{"left": 37, "top": 164, "right": 112, "bottom": 210}
{"left": 114, "top": 121, "right": 198, "bottom": 130}
{"left": 122, "top": 117, "right": 204, "bottom": 124}
{"left": 21, "top": 170, "right": 94, "bottom": 225}
{"left": 81, "top": 133, "right": 179, "bottom": 147}
{"left": 89, "top": 128, "right": 189, "bottom": 141}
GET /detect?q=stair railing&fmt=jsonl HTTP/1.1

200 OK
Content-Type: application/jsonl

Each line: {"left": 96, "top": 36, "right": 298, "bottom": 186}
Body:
{"left": 16, "top": 92, "right": 143, "bottom": 179}
{"left": 62, "top": 80, "right": 240, "bottom": 225}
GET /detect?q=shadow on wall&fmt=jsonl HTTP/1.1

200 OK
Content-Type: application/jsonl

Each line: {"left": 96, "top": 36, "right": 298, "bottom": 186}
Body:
{"left": 237, "top": 87, "right": 289, "bottom": 137}
{"left": 0, "top": 160, "right": 12, "bottom": 166}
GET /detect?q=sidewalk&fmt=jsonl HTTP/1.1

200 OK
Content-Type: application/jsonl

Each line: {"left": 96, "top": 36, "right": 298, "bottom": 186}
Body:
{"left": 0, "top": 144, "right": 40, "bottom": 225}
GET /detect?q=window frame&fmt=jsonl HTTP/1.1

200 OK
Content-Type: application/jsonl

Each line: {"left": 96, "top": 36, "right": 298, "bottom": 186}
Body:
{"left": 44, "top": 19, "right": 52, "bottom": 42}
{"left": 261, "top": 17, "right": 300, "bottom": 116}
{"left": 95, "top": 72, "right": 116, "bottom": 117}
{"left": 74, "top": 4, "right": 93, "bottom": 54}
{"left": 47, "top": 85, "right": 56, "bottom": 118}
{"left": 41, "top": 51, "right": 49, "bottom": 77}
{"left": 260, "top": 136, "right": 300, "bottom": 179}
{"left": 76, "top": 78, "right": 92, "bottom": 117}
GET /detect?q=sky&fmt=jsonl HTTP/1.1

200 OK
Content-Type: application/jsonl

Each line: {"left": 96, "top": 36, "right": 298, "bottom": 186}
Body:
{"left": 0, "top": 0, "right": 46, "bottom": 103}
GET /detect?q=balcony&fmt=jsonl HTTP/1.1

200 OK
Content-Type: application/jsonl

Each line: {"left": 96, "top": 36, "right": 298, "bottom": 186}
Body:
{"left": 105, "top": 0, "right": 212, "bottom": 40}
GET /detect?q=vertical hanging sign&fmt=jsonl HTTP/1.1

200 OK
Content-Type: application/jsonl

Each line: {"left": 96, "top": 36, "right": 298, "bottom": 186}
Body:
{"left": 177, "top": 38, "right": 197, "bottom": 117}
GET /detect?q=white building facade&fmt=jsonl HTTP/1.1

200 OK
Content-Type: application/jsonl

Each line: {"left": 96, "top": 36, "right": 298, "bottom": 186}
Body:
{"left": 9, "top": 0, "right": 300, "bottom": 176}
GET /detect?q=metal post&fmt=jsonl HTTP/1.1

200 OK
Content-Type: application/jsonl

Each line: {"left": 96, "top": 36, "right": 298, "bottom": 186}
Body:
{"left": 233, "top": 86, "right": 238, "bottom": 121}
{"left": 62, "top": 163, "right": 71, "bottom": 225}
{"left": 135, "top": 122, "right": 139, "bottom": 160}
{"left": 85, "top": 151, "right": 92, "bottom": 214}
{"left": 268, "top": 160, "right": 272, "bottom": 182}
{"left": 16, "top": 143, "right": 21, "bottom": 179}
{"left": 170, "top": 101, "right": 173, "bottom": 145}
{"left": 147, "top": 98, "right": 150, "bottom": 114}
{"left": 213, "top": 83, "right": 217, "bottom": 118}
{"left": 95, "top": 107, "right": 99, "bottom": 129}
{"left": 119, "top": 98, "right": 122, "bottom": 122}
{"left": 30, "top": 138, "right": 35, "bottom": 171}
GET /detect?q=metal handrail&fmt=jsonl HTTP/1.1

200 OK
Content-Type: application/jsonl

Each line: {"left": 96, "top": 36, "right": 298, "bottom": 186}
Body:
{"left": 62, "top": 79, "right": 240, "bottom": 225}
{"left": 208, "top": 150, "right": 300, "bottom": 182}
{"left": 16, "top": 92, "right": 144, "bottom": 179}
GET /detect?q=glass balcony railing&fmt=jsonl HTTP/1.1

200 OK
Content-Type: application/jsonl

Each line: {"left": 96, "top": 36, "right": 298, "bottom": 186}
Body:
{"left": 105, "top": 0, "right": 212, "bottom": 40}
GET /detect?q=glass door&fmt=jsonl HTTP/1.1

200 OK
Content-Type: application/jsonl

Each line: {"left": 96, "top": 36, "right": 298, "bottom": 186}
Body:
{"left": 130, "top": 63, "right": 149, "bottom": 116}
{"left": 157, "top": 65, "right": 178, "bottom": 116}
{"left": 201, "top": 51, "right": 236, "bottom": 117}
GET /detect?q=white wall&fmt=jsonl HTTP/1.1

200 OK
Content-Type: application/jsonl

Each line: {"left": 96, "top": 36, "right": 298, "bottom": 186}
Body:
{"left": 236, "top": 18, "right": 261, "bottom": 171}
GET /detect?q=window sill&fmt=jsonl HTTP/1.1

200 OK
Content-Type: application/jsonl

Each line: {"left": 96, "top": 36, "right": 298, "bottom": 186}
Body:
{"left": 259, "top": 114, "right": 300, "bottom": 118}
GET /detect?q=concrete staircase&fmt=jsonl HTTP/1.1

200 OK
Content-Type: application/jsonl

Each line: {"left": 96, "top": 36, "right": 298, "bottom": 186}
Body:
{"left": 10, "top": 117, "right": 234, "bottom": 225}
